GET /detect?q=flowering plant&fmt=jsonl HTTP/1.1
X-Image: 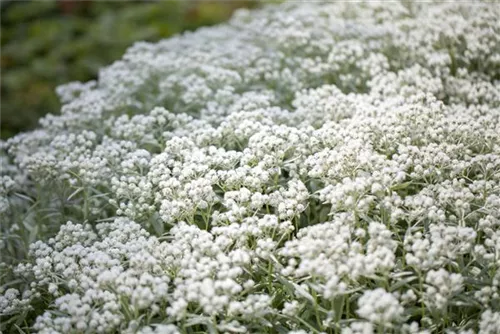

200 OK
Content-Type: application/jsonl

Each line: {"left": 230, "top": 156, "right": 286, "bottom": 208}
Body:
{"left": 1, "top": 2, "right": 500, "bottom": 333}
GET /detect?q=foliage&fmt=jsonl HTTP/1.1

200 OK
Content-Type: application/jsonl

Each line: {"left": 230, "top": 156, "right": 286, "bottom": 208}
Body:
{"left": 0, "top": 0, "right": 257, "bottom": 138}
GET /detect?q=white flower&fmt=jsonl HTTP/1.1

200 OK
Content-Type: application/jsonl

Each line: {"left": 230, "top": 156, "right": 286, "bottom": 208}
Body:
{"left": 479, "top": 310, "right": 500, "bottom": 334}
{"left": 424, "top": 269, "right": 463, "bottom": 311}
{"left": 356, "top": 289, "right": 404, "bottom": 326}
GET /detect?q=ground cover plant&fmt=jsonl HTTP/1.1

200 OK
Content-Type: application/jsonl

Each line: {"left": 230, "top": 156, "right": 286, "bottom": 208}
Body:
{"left": 1, "top": 1, "right": 500, "bottom": 333}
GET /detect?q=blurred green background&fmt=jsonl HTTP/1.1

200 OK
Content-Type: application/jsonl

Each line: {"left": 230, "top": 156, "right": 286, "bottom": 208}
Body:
{"left": 0, "top": 0, "right": 258, "bottom": 139}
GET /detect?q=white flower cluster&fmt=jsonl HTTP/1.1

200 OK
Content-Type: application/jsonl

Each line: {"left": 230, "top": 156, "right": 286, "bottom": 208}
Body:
{"left": 356, "top": 288, "right": 404, "bottom": 327}
{"left": 1, "top": 1, "right": 500, "bottom": 333}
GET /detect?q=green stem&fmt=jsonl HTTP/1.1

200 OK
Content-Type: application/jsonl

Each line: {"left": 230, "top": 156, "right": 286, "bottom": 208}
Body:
{"left": 83, "top": 187, "right": 89, "bottom": 221}
{"left": 312, "top": 289, "right": 323, "bottom": 331}
{"left": 418, "top": 271, "right": 426, "bottom": 320}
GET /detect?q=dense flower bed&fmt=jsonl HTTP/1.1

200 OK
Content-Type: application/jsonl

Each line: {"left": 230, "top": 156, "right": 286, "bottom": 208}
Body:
{"left": 1, "top": 2, "right": 500, "bottom": 333}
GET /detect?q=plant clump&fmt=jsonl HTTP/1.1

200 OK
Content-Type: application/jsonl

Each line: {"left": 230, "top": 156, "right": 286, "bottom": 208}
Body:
{"left": 1, "top": 2, "right": 500, "bottom": 333}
